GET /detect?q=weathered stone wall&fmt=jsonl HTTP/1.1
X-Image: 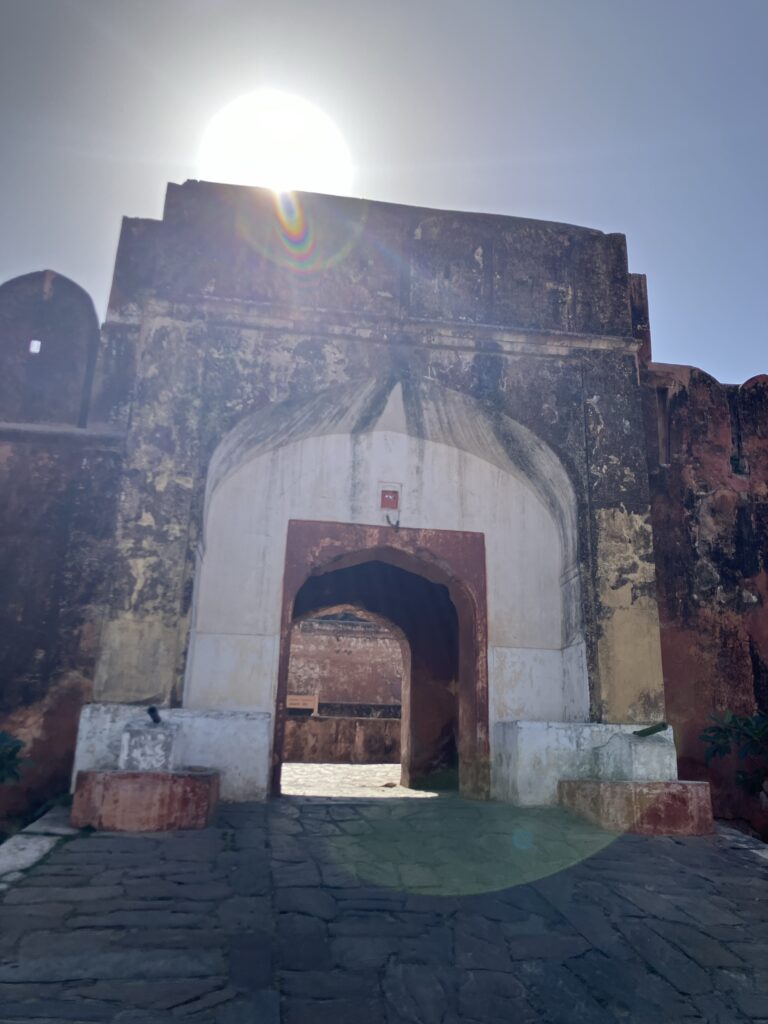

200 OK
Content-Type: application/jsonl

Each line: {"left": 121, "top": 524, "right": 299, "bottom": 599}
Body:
{"left": 0, "top": 273, "right": 123, "bottom": 823}
{"left": 0, "top": 453, "right": 122, "bottom": 818}
{"left": 283, "top": 616, "right": 403, "bottom": 764}
{"left": 95, "top": 181, "right": 665, "bottom": 737}
{"left": 287, "top": 617, "right": 403, "bottom": 707}
{"left": 642, "top": 363, "right": 768, "bottom": 834}
{"left": 282, "top": 718, "right": 400, "bottom": 765}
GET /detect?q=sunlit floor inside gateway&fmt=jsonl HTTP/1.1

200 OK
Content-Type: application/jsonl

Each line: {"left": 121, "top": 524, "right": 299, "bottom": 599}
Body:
{"left": 278, "top": 762, "right": 622, "bottom": 894}
{"left": 280, "top": 763, "right": 439, "bottom": 799}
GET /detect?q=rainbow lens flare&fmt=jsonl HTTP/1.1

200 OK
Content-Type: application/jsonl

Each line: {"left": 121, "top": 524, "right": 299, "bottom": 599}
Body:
{"left": 272, "top": 192, "right": 316, "bottom": 271}
{"left": 233, "top": 186, "right": 369, "bottom": 277}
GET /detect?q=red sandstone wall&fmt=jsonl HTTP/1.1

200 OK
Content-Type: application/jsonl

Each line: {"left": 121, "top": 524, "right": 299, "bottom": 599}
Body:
{"left": 284, "top": 617, "right": 403, "bottom": 764}
{"left": 643, "top": 364, "right": 768, "bottom": 836}
{"left": 287, "top": 618, "right": 404, "bottom": 706}
{"left": 283, "top": 718, "right": 400, "bottom": 764}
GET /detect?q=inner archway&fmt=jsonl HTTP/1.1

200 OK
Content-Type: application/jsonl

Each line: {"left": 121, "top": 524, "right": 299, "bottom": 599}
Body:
{"left": 272, "top": 521, "right": 488, "bottom": 799}
{"left": 290, "top": 561, "right": 460, "bottom": 791}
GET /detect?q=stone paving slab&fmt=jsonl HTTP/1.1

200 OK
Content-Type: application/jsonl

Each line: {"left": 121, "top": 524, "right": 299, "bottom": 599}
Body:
{"left": 0, "top": 793, "right": 766, "bottom": 1022}
{"left": 0, "top": 835, "right": 59, "bottom": 880}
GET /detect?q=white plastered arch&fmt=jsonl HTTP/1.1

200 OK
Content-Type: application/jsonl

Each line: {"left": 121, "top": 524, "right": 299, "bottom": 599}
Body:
{"left": 184, "top": 377, "right": 589, "bottom": 775}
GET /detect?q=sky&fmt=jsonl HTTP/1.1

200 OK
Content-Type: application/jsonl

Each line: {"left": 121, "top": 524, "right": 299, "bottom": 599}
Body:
{"left": 1, "top": 0, "right": 766, "bottom": 384}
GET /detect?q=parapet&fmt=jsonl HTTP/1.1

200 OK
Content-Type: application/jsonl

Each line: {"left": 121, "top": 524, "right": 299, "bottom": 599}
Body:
{"left": 108, "top": 179, "right": 635, "bottom": 339}
{"left": 0, "top": 270, "right": 99, "bottom": 427}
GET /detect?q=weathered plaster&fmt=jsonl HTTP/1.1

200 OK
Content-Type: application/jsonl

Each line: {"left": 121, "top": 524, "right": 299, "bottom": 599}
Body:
{"left": 493, "top": 721, "right": 677, "bottom": 805}
{"left": 72, "top": 703, "right": 271, "bottom": 801}
{"left": 594, "top": 506, "right": 666, "bottom": 723}
{"left": 644, "top": 363, "right": 768, "bottom": 834}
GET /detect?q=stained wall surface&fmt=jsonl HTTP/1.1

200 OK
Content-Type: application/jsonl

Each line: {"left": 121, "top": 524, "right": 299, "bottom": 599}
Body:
{"left": 643, "top": 363, "right": 768, "bottom": 834}
{"left": 0, "top": 272, "right": 122, "bottom": 824}
{"left": 283, "top": 616, "right": 404, "bottom": 766}
{"left": 287, "top": 617, "right": 404, "bottom": 707}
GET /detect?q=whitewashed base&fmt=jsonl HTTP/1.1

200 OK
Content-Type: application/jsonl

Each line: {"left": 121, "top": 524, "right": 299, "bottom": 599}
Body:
{"left": 72, "top": 703, "right": 273, "bottom": 802}
{"left": 492, "top": 720, "right": 678, "bottom": 806}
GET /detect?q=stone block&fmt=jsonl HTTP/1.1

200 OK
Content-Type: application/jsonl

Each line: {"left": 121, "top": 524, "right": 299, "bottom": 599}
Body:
{"left": 71, "top": 769, "right": 220, "bottom": 832}
{"left": 558, "top": 780, "right": 714, "bottom": 835}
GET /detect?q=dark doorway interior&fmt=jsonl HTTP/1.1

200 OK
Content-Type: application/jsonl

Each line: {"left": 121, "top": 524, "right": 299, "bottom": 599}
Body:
{"left": 291, "top": 560, "right": 460, "bottom": 790}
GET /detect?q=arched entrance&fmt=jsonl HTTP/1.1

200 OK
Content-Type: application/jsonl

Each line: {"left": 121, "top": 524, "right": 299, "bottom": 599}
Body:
{"left": 181, "top": 376, "right": 586, "bottom": 803}
{"left": 272, "top": 521, "right": 489, "bottom": 799}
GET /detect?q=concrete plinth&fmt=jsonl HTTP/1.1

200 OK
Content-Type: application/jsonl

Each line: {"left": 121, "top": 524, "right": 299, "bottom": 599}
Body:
{"left": 71, "top": 769, "right": 220, "bottom": 832}
{"left": 558, "top": 779, "right": 714, "bottom": 835}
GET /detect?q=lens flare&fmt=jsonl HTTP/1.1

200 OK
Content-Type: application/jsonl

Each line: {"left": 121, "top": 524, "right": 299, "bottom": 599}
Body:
{"left": 273, "top": 192, "right": 316, "bottom": 270}
{"left": 232, "top": 188, "right": 369, "bottom": 276}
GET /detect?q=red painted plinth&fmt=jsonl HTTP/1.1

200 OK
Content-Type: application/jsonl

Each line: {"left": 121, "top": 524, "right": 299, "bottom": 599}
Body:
{"left": 71, "top": 769, "right": 220, "bottom": 832}
{"left": 558, "top": 779, "right": 714, "bottom": 835}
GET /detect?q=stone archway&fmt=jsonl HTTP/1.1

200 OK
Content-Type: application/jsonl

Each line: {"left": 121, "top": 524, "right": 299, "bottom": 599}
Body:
{"left": 271, "top": 521, "right": 489, "bottom": 799}
{"left": 181, "top": 376, "right": 587, "bottom": 803}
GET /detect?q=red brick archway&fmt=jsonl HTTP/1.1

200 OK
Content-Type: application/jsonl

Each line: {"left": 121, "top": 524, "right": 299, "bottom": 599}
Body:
{"left": 272, "top": 520, "right": 489, "bottom": 799}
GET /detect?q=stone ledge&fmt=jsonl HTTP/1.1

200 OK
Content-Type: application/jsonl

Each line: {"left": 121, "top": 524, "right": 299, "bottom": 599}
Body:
{"left": 558, "top": 780, "right": 714, "bottom": 835}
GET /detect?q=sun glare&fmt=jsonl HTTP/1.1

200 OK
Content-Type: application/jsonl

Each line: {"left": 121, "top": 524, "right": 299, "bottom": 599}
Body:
{"left": 197, "top": 88, "right": 355, "bottom": 196}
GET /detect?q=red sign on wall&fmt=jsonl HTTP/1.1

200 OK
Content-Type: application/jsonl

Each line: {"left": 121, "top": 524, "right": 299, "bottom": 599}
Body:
{"left": 380, "top": 489, "right": 399, "bottom": 510}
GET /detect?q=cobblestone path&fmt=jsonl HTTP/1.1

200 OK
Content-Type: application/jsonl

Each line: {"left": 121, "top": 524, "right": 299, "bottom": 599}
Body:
{"left": 0, "top": 794, "right": 767, "bottom": 1023}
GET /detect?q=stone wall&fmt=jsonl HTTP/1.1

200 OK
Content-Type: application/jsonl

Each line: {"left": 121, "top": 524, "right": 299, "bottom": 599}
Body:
{"left": 282, "top": 718, "right": 401, "bottom": 764}
{"left": 287, "top": 617, "right": 404, "bottom": 708}
{"left": 0, "top": 273, "right": 122, "bottom": 825}
{"left": 283, "top": 616, "right": 403, "bottom": 765}
{"left": 643, "top": 363, "right": 768, "bottom": 835}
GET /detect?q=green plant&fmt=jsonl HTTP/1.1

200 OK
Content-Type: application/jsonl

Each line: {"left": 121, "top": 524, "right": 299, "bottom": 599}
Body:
{"left": 700, "top": 711, "right": 768, "bottom": 795}
{"left": 0, "top": 731, "right": 25, "bottom": 784}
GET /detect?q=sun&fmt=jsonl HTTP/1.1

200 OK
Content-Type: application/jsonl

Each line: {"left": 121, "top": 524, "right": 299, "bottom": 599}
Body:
{"left": 197, "top": 88, "right": 355, "bottom": 196}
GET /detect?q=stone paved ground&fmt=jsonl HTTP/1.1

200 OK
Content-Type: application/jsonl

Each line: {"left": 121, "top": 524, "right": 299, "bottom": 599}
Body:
{"left": 0, "top": 789, "right": 767, "bottom": 1023}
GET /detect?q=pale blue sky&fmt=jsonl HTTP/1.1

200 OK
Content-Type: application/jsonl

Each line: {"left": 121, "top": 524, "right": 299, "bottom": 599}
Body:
{"left": 1, "top": 0, "right": 766, "bottom": 383}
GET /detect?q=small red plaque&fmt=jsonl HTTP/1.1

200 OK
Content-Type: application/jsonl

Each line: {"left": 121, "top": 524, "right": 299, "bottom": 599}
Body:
{"left": 380, "top": 489, "right": 399, "bottom": 510}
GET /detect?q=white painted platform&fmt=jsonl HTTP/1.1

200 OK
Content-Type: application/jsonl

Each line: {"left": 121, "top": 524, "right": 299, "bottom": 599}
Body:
{"left": 72, "top": 703, "right": 273, "bottom": 801}
{"left": 492, "top": 720, "right": 678, "bottom": 805}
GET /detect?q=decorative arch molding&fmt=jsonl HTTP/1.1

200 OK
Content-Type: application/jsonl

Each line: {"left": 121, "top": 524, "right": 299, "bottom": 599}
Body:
{"left": 184, "top": 372, "right": 590, "bottom": 797}
{"left": 203, "top": 375, "right": 580, "bottom": 570}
